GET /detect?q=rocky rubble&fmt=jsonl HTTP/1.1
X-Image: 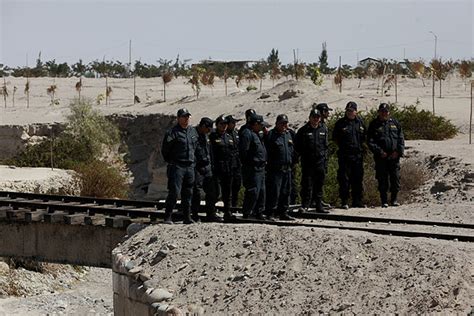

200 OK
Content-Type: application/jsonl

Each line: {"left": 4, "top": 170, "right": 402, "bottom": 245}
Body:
{"left": 118, "top": 224, "right": 473, "bottom": 315}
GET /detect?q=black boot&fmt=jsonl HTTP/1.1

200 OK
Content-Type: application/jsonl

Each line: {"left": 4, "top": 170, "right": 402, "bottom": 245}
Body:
{"left": 207, "top": 210, "right": 223, "bottom": 222}
{"left": 223, "top": 210, "right": 236, "bottom": 222}
{"left": 340, "top": 199, "right": 349, "bottom": 210}
{"left": 164, "top": 211, "right": 173, "bottom": 225}
{"left": 183, "top": 210, "right": 195, "bottom": 224}
{"left": 390, "top": 192, "right": 400, "bottom": 206}
{"left": 280, "top": 211, "right": 295, "bottom": 221}
{"left": 380, "top": 192, "right": 389, "bottom": 208}
{"left": 315, "top": 201, "right": 330, "bottom": 214}
{"left": 192, "top": 211, "right": 201, "bottom": 223}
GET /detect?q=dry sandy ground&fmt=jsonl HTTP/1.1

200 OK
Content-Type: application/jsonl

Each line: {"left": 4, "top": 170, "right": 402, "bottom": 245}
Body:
{"left": 0, "top": 165, "right": 77, "bottom": 194}
{"left": 0, "top": 76, "right": 472, "bottom": 314}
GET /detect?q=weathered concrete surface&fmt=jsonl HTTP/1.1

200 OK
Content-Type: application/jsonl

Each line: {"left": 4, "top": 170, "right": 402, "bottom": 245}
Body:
{"left": 0, "top": 123, "right": 65, "bottom": 160}
{"left": 0, "top": 221, "right": 125, "bottom": 267}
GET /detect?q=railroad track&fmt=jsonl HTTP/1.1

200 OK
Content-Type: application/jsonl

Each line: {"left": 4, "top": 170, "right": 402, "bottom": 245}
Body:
{"left": 0, "top": 191, "right": 473, "bottom": 242}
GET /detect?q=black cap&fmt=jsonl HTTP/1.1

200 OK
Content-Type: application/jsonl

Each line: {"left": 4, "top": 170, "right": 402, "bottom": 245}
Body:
{"left": 379, "top": 103, "right": 390, "bottom": 112}
{"left": 248, "top": 113, "right": 266, "bottom": 124}
{"left": 276, "top": 114, "right": 289, "bottom": 124}
{"left": 199, "top": 117, "right": 214, "bottom": 128}
{"left": 225, "top": 115, "right": 241, "bottom": 124}
{"left": 346, "top": 101, "right": 358, "bottom": 111}
{"left": 315, "top": 103, "right": 333, "bottom": 112}
{"left": 309, "top": 108, "right": 322, "bottom": 117}
{"left": 215, "top": 115, "right": 228, "bottom": 125}
{"left": 177, "top": 108, "right": 191, "bottom": 117}
{"left": 245, "top": 109, "right": 256, "bottom": 120}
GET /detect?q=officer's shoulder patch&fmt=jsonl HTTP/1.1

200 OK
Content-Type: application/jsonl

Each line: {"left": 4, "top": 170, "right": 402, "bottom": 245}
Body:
{"left": 288, "top": 139, "right": 293, "bottom": 144}
{"left": 229, "top": 139, "right": 234, "bottom": 143}
{"left": 166, "top": 135, "right": 174, "bottom": 142}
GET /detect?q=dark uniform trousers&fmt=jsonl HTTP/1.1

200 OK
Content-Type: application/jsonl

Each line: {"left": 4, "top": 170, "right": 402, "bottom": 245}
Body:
{"left": 300, "top": 162, "right": 326, "bottom": 209}
{"left": 165, "top": 164, "right": 195, "bottom": 215}
{"left": 374, "top": 157, "right": 401, "bottom": 202}
{"left": 230, "top": 164, "right": 242, "bottom": 207}
{"left": 214, "top": 171, "right": 232, "bottom": 212}
{"left": 242, "top": 166, "right": 265, "bottom": 217}
{"left": 228, "top": 128, "right": 242, "bottom": 207}
{"left": 191, "top": 168, "right": 216, "bottom": 216}
{"left": 266, "top": 168, "right": 291, "bottom": 216}
{"left": 337, "top": 154, "right": 364, "bottom": 204}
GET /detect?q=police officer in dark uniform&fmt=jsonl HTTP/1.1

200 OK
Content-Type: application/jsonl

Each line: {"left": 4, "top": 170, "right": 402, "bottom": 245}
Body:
{"left": 333, "top": 101, "right": 367, "bottom": 209}
{"left": 161, "top": 108, "right": 198, "bottom": 224}
{"left": 239, "top": 113, "right": 268, "bottom": 219}
{"left": 313, "top": 103, "right": 333, "bottom": 209}
{"left": 295, "top": 108, "right": 330, "bottom": 213}
{"left": 210, "top": 115, "right": 237, "bottom": 222}
{"left": 265, "top": 114, "right": 295, "bottom": 221}
{"left": 191, "top": 117, "right": 222, "bottom": 222}
{"left": 288, "top": 127, "right": 299, "bottom": 205}
{"left": 368, "top": 103, "right": 405, "bottom": 207}
{"left": 225, "top": 115, "right": 242, "bottom": 208}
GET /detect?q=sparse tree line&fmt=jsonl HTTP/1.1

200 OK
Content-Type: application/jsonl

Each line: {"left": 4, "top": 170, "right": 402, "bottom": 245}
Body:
{"left": 0, "top": 46, "right": 472, "bottom": 107}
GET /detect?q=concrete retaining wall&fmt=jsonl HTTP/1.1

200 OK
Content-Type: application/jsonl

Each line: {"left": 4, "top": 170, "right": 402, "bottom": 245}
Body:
{"left": 0, "top": 221, "right": 125, "bottom": 267}
{"left": 112, "top": 249, "right": 183, "bottom": 316}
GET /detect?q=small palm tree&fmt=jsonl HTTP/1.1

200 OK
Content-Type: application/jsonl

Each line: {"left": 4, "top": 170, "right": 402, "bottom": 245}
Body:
{"left": 162, "top": 71, "right": 173, "bottom": 102}
{"left": 12, "top": 86, "right": 17, "bottom": 107}
{"left": 201, "top": 69, "right": 215, "bottom": 95}
{"left": 106, "top": 86, "right": 112, "bottom": 105}
{"left": 75, "top": 77, "right": 83, "bottom": 100}
{"left": 410, "top": 61, "right": 426, "bottom": 87}
{"left": 458, "top": 60, "right": 472, "bottom": 90}
{"left": 270, "top": 64, "right": 281, "bottom": 87}
{"left": 47, "top": 84, "right": 57, "bottom": 105}
{"left": 1, "top": 78, "right": 8, "bottom": 108}
{"left": 24, "top": 79, "right": 30, "bottom": 108}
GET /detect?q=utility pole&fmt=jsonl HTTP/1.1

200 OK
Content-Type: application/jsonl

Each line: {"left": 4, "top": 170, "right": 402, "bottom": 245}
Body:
{"left": 470, "top": 80, "right": 473, "bottom": 144}
{"left": 129, "top": 39, "right": 132, "bottom": 77}
{"left": 429, "top": 31, "right": 438, "bottom": 114}
{"left": 293, "top": 49, "right": 298, "bottom": 81}
{"left": 338, "top": 56, "right": 342, "bottom": 93}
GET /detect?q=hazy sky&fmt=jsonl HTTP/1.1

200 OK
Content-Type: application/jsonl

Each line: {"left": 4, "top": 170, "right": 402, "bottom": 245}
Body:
{"left": 1, "top": 0, "right": 472, "bottom": 68}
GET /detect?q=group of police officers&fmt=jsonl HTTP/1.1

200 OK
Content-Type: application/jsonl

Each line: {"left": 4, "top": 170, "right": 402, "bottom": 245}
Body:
{"left": 161, "top": 101, "right": 405, "bottom": 224}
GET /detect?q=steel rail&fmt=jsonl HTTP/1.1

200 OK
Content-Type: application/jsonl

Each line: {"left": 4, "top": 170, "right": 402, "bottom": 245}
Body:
{"left": 233, "top": 218, "right": 474, "bottom": 242}
{"left": 0, "top": 191, "right": 473, "bottom": 242}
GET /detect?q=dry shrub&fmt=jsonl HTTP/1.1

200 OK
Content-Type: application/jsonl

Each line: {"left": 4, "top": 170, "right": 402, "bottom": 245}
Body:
{"left": 398, "top": 158, "right": 429, "bottom": 202}
{"left": 74, "top": 159, "right": 129, "bottom": 198}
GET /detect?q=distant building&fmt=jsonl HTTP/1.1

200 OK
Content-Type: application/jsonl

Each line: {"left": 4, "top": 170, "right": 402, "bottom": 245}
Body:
{"left": 195, "top": 60, "right": 257, "bottom": 69}
{"left": 358, "top": 57, "right": 382, "bottom": 68}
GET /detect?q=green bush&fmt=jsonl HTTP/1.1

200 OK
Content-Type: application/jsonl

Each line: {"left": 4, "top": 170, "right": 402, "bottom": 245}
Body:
{"left": 4, "top": 98, "right": 129, "bottom": 198}
{"left": 326, "top": 102, "right": 458, "bottom": 141}
{"left": 6, "top": 98, "right": 121, "bottom": 169}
